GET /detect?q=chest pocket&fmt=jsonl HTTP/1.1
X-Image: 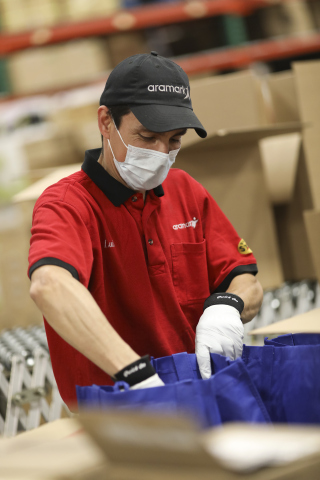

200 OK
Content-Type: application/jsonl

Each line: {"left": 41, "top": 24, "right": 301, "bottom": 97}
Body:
{"left": 170, "top": 239, "right": 210, "bottom": 305}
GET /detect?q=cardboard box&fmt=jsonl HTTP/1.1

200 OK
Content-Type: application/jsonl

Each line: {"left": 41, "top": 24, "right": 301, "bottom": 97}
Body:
{"left": 8, "top": 39, "right": 112, "bottom": 95}
{"left": 51, "top": 100, "right": 102, "bottom": 155}
{"left": 178, "top": 130, "right": 290, "bottom": 291}
{"left": 301, "top": 124, "right": 320, "bottom": 210}
{"left": 259, "top": 133, "right": 301, "bottom": 205}
{"left": 266, "top": 71, "right": 300, "bottom": 125}
{"left": 0, "top": 0, "right": 61, "bottom": 32}
{"left": 184, "top": 69, "right": 301, "bottom": 149}
{"left": 0, "top": 203, "right": 43, "bottom": 330}
{"left": 185, "top": 71, "right": 270, "bottom": 148}
{"left": 293, "top": 62, "right": 320, "bottom": 208}
{"left": 272, "top": 143, "right": 315, "bottom": 281}
{"left": 13, "top": 163, "right": 82, "bottom": 204}
{"left": 106, "top": 32, "right": 150, "bottom": 68}
{"left": 261, "top": 0, "right": 315, "bottom": 37}
{"left": 2, "top": 410, "right": 320, "bottom": 479}
{"left": 23, "top": 129, "right": 80, "bottom": 171}
{"left": 249, "top": 307, "right": 320, "bottom": 335}
{"left": 307, "top": 0, "right": 320, "bottom": 30}
{"left": 79, "top": 410, "right": 320, "bottom": 480}
{"left": 65, "top": 0, "right": 119, "bottom": 22}
{"left": 293, "top": 60, "right": 320, "bottom": 124}
{"left": 181, "top": 71, "right": 302, "bottom": 289}
{"left": 304, "top": 209, "right": 320, "bottom": 283}
{"left": 0, "top": 418, "right": 107, "bottom": 479}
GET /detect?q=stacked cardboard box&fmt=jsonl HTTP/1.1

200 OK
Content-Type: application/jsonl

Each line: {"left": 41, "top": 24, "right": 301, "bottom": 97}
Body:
{"left": 0, "top": 0, "right": 121, "bottom": 32}
{"left": 65, "top": 0, "right": 119, "bottom": 22}
{"left": 261, "top": 0, "right": 315, "bottom": 38}
{"left": 292, "top": 60, "right": 320, "bottom": 288}
{"left": 0, "top": 0, "right": 62, "bottom": 32}
{"left": 179, "top": 70, "right": 301, "bottom": 290}
{"left": 8, "top": 39, "right": 112, "bottom": 95}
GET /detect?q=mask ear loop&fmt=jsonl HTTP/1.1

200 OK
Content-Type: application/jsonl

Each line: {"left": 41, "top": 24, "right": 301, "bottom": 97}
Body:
{"left": 112, "top": 118, "right": 128, "bottom": 149}
{"left": 107, "top": 139, "right": 116, "bottom": 159}
{"left": 107, "top": 117, "right": 128, "bottom": 159}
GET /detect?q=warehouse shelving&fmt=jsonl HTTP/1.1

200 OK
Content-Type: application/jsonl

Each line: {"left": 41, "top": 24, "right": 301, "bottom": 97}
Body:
{"left": 0, "top": 0, "right": 319, "bottom": 101}
{"left": 176, "top": 32, "right": 320, "bottom": 74}
{"left": 1, "top": 31, "right": 320, "bottom": 102}
{"left": 0, "top": 0, "right": 304, "bottom": 55}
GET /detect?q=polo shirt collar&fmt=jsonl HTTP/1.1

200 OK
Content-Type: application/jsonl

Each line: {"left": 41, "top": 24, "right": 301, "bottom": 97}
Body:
{"left": 81, "top": 148, "right": 164, "bottom": 207}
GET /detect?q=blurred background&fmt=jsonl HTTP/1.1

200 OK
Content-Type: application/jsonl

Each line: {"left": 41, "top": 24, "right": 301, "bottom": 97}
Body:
{"left": 1, "top": 0, "right": 320, "bottom": 341}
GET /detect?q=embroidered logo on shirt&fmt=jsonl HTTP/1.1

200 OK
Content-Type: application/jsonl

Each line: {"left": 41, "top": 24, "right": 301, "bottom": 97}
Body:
{"left": 173, "top": 217, "right": 198, "bottom": 230}
{"left": 104, "top": 240, "right": 115, "bottom": 248}
{"left": 238, "top": 239, "right": 252, "bottom": 255}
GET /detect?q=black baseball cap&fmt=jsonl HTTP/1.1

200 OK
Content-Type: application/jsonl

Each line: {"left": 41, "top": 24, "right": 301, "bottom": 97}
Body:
{"left": 100, "top": 51, "right": 207, "bottom": 138}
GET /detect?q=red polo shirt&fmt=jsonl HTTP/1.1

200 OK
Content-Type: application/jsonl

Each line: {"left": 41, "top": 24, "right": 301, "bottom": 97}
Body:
{"left": 28, "top": 148, "right": 257, "bottom": 408}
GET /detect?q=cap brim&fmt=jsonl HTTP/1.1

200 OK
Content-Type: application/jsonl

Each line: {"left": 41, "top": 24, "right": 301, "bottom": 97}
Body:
{"left": 130, "top": 104, "right": 207, "bottom": 138}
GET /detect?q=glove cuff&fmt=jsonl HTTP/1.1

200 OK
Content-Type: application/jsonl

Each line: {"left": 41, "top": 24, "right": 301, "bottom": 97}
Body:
{"left": 203, "top": 292, "right": 244, "bottom": 314}
{"left": 113, "top": 355, "right": 156, "bottom": 387}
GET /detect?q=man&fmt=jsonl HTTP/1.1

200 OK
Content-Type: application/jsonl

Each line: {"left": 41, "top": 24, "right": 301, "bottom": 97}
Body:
{"left": 28, "top": 52, "right": 263, "bottom": 410}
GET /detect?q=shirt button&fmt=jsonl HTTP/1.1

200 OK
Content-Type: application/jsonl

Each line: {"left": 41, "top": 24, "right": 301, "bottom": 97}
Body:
{"left": 148, "top": 239, "right": 154, "bottom": 245}
{"left": 132, "top": 196, "right": 138, "bottom": 202}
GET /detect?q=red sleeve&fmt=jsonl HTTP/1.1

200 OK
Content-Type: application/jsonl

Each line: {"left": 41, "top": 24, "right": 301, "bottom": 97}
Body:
{"left": 28, "top": 201, "right": 93, "bottom": 287}
{"left": 200, "top": 188, "right": 258, "bottom": 293}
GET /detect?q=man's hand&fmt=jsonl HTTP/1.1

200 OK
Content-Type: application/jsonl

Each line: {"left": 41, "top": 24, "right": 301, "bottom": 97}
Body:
{"left": 195, "top": 293, "right": 244, "bottom": 379}
{"left": 114, "top": 355, "right": 165, "bottom": 389}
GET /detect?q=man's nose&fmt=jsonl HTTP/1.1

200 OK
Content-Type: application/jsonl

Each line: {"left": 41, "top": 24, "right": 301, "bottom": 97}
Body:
{"left": 157, "top": 141, "right": 170, "bottom": 154}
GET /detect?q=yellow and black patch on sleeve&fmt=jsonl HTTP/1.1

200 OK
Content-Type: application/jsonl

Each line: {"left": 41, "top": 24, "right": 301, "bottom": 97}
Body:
{"left": 238, "top": 239, "right": 253, "bottom": 255}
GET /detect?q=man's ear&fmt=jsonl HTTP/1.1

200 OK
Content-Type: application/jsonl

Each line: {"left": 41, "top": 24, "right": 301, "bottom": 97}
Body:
{"left": 98, "top": 106, "right": 112, "bottom": 140}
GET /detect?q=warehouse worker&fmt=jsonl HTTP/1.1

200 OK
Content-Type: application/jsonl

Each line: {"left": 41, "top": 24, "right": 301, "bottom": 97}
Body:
{"left": 28, "top": 52, "right": 263, "bottom": 410}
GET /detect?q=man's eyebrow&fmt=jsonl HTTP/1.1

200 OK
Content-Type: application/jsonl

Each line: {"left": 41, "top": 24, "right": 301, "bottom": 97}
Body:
{"left": 132, "top": 127, "right": 188, "bottom": 136}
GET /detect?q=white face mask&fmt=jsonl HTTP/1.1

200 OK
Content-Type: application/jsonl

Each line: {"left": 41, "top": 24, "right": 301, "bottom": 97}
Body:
{"left": 108, "top": 121, "right": 180, "bottom": 191}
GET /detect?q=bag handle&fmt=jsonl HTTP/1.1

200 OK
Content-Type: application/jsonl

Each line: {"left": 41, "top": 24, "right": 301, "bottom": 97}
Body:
{"left": 113, "top": 381, "right": 131, "bottom": 392}
{"left": 172, "top": 352, "right": 195, "bottom": 381}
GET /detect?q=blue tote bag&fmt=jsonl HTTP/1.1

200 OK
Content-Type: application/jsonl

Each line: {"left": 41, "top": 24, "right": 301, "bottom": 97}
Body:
{"left": 150, "top": 351, "right": 233, "bottom": 383}
{"left": 150, "top": 352, "right": 216, "bottom": 383}
{"left": 264, "top": 333, "right": 320, "bottom": 347}
{"left": 241, "top": 344, "right": 320, "bottom": 424}
{"left": 77, "top": 358, "right": 270, "bottom": 428}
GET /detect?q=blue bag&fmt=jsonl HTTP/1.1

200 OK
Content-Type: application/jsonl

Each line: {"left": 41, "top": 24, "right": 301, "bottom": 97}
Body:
{"left": 264, "top": 333, "right": 320, "bottom": 347}
{"left": 77, "top": 358, "right": 270, "bottom": 428}
{"left": 150, "top": 351, "right": 233, "bottom": 383}
{"left": 241, "top": 344, "right": 320, "bottom": 424}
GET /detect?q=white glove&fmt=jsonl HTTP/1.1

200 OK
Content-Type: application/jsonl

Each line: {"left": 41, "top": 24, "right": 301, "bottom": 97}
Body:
{"left": 130, "top": 373, "right": 165, "bottom": 390}
{"left": 195, "top": 304, "right": 244, "bottom": 379}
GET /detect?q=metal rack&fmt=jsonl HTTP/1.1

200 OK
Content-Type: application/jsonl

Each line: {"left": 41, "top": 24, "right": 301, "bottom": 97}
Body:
{"left": 0, "top": 0, "right": 295, "bottom": 55}
{"left": 0, "top": 326, "right": 70, "bottom": 437}
{"left": 244, "top": 280, "right": 320, "bottom": 345}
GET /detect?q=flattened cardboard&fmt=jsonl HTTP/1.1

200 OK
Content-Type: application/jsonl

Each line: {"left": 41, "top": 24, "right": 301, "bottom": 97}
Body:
{"left": 266, "top": 71, "right": 300, "bottom": 124}
{"left": 273, "top": 147, "right": 315, "bottom": 281}
{"left": 259, "top": 133, "right": 301, "bottom": 204}
{"left": 249, "top": 308, "right": 320, "bottom": 335}
{"left": 13, "top": 164, "right": 81, "bottom": 203}
{"left": 183, "top": 122, "right": 302, "bottom": 149}
{"left": 293, "top": 60, "right": 320, "bottom": 123}
{"left": 78, "top": 411, "right": 320, "bottom": 480}
{"left": 0, "top": 418, "right": 107, "bottom": 480}
{"left": 79, "top": 410, "right": 216, "bottom": 471}
{"left": 304, "top": 209, "right": 320, "bottom": 283}
{"left": 302, "top": 124, "right": 320, "bottom": 209}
